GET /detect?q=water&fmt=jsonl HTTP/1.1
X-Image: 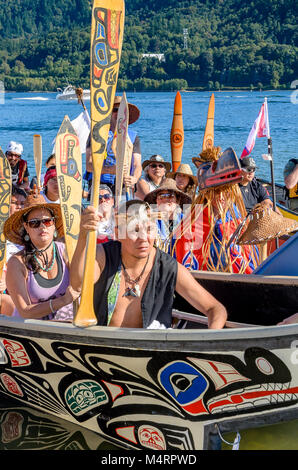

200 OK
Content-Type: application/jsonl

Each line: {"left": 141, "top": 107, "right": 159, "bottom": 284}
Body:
{"left": 0, "top": 90, "right": 298, "bottom": 450}
{"left": 1, "top": 90, "right": 297, "bottom": 185}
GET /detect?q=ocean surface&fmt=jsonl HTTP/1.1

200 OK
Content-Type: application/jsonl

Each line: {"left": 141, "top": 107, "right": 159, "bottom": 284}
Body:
{"left": 0, "top": 90, "right": 298, "bottom": 451}
{"left": 1, "top": 90, "right": 297, "bottom": 185}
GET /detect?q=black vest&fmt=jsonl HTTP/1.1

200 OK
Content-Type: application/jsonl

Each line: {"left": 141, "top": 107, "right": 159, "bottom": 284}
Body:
{"left": 93, "top": 240, "right": 178, "bottom": 328}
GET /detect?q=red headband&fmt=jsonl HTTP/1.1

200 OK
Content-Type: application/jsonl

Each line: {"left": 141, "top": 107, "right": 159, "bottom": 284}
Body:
{"left": 44, "top": 168, "right": 57, "bottom": 186}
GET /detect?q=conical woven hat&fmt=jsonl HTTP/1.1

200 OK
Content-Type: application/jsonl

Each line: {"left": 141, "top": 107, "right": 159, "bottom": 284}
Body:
{"left": 238, "top": 203, "right": 298, "bottom": 245}
{"left": 4, "top": 192, "right": 64, "bottom": 245}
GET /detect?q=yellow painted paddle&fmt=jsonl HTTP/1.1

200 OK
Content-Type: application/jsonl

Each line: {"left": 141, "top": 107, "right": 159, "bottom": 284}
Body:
{"left": 33, "top": 134, "right": 43, "bottom": 190}
{"left": 55, "top": 115, "right": 82, "bottom": 262}
{"left": 202, "top": 93, "right": 215, "bottom": 150}
{"left": 0, "top": 148, "right": 12, "bottom": 282}
{"left": 74, "top": 0, "right": 125, "bottom": 328}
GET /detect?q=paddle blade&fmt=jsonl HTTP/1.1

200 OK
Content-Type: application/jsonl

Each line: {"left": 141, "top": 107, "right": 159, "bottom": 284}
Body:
{"left": 55, "top": 115, "right": 82, "bottom": 262}
{"left": 202, "top": 93, "right": 215, "bottom": 150}
{"left": 115, "top": 92, "right": 129, "bottom": 208}
{"left": 33, "top": 134, "right": 42, "bottom": 189}
{"left": 170, "top": 91, "right": 184, "bottom": 172}
{"left": 0, "top": 148, "right": 12, "bottom": 280}
{"left": 74, "top": 0, "right": 125, "bottom": 328}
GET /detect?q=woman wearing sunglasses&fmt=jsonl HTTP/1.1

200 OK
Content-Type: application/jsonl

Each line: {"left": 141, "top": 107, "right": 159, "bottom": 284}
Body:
{"left": 4, "top": 192, "right": 79, "bottom": 321}
{"left": 135, "top": 155, "right": 171, "bottom": 200}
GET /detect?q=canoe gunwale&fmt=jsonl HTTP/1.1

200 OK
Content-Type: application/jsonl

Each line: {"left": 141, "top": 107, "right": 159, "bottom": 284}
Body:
{"left": 0, "top": 316, "right": 297, "bottom": 352}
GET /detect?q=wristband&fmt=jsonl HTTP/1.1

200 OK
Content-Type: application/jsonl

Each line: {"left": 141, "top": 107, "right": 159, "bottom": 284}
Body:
{"left": 49, "top": 299, "right": 56, "bottom": 314}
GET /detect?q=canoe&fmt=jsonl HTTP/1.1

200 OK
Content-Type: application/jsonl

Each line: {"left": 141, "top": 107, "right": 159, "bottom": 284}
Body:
{"left": 0, "top": 307, "right": 298, "bottom": 451}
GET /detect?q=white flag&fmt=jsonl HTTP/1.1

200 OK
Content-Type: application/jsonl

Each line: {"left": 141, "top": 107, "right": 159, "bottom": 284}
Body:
{"left": 71, "top": 110, "right": 91, "bottom": 154}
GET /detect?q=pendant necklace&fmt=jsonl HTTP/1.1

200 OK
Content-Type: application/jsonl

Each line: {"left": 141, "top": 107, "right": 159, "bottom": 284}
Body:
{"left": 33, "top": 241, "right": 56, "bottom": 272}
{"left": 121, "top": 254, "right": 150, "bottom": 298}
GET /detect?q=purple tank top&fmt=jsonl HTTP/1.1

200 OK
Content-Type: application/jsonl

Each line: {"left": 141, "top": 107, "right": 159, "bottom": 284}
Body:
{"left": 12, "top": 242, "right": 73, "bottom": 321}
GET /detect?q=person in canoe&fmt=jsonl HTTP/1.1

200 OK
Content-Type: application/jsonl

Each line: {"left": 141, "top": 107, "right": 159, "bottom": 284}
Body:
{"left": 143, "top": 178, "right": 191, "bottom": 251}
{"left": 85, "top": 96, "right": 142, "bottom": 197}
{"left": 135, "top": 155, "right": 171, "bottom": 200}
{"left": 4, "top": 192, "right": 79, "bottom": 320}
{"left": 5, "top": 141, "right": 30, "bottom": 192}
{"left": 70, "top": 200, "right": 227, "bottom": 330}
{"left": 40, "top": 166, "right": 60, "bottom": 204}
{"left": 167, "top": 163, "right": 197, "bottom": 199}
{"left": 284, "top": 158, "right": 298, "bottom": 213}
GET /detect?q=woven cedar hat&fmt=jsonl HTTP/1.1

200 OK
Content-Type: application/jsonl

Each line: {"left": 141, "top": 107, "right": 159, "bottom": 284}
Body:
{"left": 238, "top": 203, "right": 298, "bottom": 245}
{"left": 4, "top": 192, "right": 64, "bottom": 245}
{"left": 113, "top": 95, "right": 140, "bottom": 125}
{"left": 142, "top": 154, "right": 171, "bottom": 172}
{"left": 144, "top": 178, "right": 192, "bottom": 206}
{"left": 167, "top": 163, "right": 197, "bottom": 185}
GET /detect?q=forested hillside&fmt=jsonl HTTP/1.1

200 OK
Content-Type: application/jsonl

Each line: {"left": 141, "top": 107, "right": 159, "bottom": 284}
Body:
{"left": 0, "top": 0, "right": 296, "bottom": 91}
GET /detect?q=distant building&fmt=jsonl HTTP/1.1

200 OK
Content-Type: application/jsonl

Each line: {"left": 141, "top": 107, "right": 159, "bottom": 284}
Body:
{"left": 141, "top": 54, "right": 165, "bottom": 63}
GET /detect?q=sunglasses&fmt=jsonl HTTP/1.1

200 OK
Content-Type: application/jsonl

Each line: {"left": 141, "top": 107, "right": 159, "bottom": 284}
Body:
{"left": 26, "top": 217, "right": 55, "bottom": 229}
{"left": 149, "top": 164, "right": 165, "bottom": 169}
{"left": 243, "top": 167, "right": 256, "bottom": 173}
{"left": 157, "top": 192, "right": 176, "bottom": 199}
{"left": 6, "top": 152, "right": 21, "bottom": 159}
{"left": 99, "top": 194, "right": 112, "bottom": 202}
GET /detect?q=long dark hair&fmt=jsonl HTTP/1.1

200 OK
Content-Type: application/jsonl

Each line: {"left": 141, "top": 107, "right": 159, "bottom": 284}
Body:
{"left": 21, "top": 208, "right": 56, "bottom": 273}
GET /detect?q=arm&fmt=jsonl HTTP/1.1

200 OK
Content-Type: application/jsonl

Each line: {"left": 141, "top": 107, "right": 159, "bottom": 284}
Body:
{"left": 69, "top": 206, "right": 106, "bottom": 292}
{"left": 284, "top": 163, "right": 298, "bottom": 189}
{"left": 123, "top": 152, "right": 142, "bottom": 188}
{"left": 134, "top": 178, "right": 150, "bottom": 200}
{"left": 6, "top": 256, "right": 79, "bottom": 319}
{"left": 175, "top": 263, "right": 227, "bottom": 329}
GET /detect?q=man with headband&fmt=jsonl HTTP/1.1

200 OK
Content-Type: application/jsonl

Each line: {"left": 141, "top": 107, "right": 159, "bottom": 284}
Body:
{"left": 70, "top": 201, "right": 227, "bottom": 329}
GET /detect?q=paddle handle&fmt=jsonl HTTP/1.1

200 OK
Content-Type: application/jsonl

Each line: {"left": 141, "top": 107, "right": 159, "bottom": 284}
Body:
{"left": 33, "top": 134, "right": 42, "bottom": 190}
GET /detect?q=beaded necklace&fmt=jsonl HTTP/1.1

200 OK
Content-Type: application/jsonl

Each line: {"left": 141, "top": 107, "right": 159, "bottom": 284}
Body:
{"left": 33, "top": 241, "right": 56, "bottom": 272}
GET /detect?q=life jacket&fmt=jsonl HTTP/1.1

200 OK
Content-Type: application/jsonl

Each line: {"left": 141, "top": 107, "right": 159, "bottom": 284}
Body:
{"left": 285, "top": 159, "right": 298, "bottom": 199}
{"left": 17, "top": 159, "right": 27, "bottom": 185}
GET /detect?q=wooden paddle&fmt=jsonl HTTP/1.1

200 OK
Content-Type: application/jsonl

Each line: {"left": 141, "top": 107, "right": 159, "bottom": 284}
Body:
{"left": 202, "top": 93, "right": 215, "bottom": 150}
{"left": 33, "top": 134, "right": 42, "bottom": 190}
{"left": 73, "top": 0, "right": 125, "bottom": 328}
{"left": 0, "top": 148, "right": 12, "bottom": 282}
{"left": 55, "top": 115, "right": 82, "bottom": 262}
{"left": 170, "top": 91, "right": 184, "bottom": 172}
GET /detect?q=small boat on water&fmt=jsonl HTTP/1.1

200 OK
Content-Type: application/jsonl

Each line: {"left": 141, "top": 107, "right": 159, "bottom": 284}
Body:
{"left": 56, "top": 85, "right": 90, "bottom": 101}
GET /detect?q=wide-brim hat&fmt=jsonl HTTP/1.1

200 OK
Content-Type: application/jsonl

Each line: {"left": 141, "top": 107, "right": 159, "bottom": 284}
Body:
{"left": 142, "top": 154, "right": 171, "bottom": 172}
{"left": 4, "top": 192, "right": 64, "bottom": 245}
{"left": 167, "top": 163, "right": 197, "bottom": 185}
{"left": 144, "top": 178, "right": 192, "bottom": 206}
{"left": 113, "top": 95, "right": 140, "bottom": 125}
{"left": 238, "top": 204, "right": 298, "bottom": 245}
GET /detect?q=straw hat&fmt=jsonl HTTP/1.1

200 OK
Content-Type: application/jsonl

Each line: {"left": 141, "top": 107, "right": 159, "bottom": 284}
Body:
{"left": 167, "top": 163, "right": 197, "bottom": 186}
{"left": 113, "top": 95, "right": 140, "bottom": 125}
{"left": 142, "top": 155, "right": 171, "bottom": 172}
{"left": 237, "top": 203, "right": 298, "bottom": 245}
{"left": 4, "top": 192, "right": 64, "bottom": 245}
{"left": 144, "top": 178, "right": 192, "bottom": 206}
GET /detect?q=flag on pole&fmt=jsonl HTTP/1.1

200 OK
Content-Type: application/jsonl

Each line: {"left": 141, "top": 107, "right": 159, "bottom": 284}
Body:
{"left": 241, "top": 99, "right": 270, "bottom": 158}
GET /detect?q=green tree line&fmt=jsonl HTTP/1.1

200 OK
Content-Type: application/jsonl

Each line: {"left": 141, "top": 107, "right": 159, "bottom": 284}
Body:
{"left": 0, "top": 0, "right": 296, "bottom": 91}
